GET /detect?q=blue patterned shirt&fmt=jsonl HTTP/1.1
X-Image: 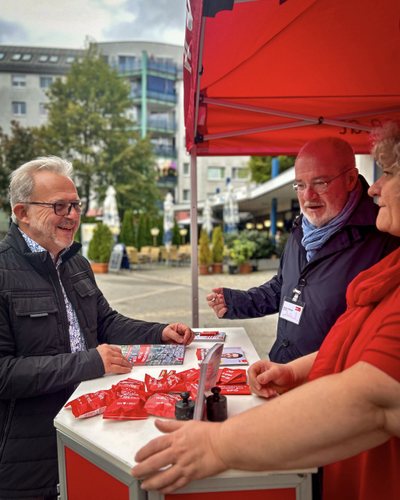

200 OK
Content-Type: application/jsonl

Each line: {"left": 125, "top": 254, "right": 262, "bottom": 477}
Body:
{"left": 19, "top": 229, "right": 85, "bottom": 352}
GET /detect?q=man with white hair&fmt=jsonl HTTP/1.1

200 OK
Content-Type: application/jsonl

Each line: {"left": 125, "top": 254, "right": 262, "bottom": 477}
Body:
{"left": 0, "top": 156, "right": 194, "bottom": 499}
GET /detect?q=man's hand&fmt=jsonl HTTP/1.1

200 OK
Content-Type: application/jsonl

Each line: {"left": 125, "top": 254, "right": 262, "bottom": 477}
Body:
{"left": 206, "top": 287, "right": 227, "bottom": 318}
{"left": 96, "top": 344, "right": 133, "bottom": 374}
{"left": 161, "top": 323, "right": 195, "bottom": 345}
{"left": 132, "top": 419, "right": 227, "bottom": 493}
{"left": 247, "top": 359, "right": 296, "bottom": 398}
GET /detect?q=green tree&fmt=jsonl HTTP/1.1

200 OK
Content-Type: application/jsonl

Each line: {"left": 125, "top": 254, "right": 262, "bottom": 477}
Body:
{"left": 43, "top": 46, "right": 161, "bottom": 214}
{"left": 172, "top": 220, "right": 180, "bottom": 246}
{"left": 119, "top": 209, "right": 135, "bottom": 247}
{"left": 199, "top": 229, "right": 212, "bottom": 265}
{"left": 87, "top": 223, "right": 114, "bottom": 263}
{"left": 248, "top": 155, "right": 295, "bottom": 183}
{"left": 137, "top": 213, "right": 153, "bottom": 249}
{"left": 0, "top": 122, "right": 47, "bottom": 210}
{"left": 211, "top": 226, "right": 224, "bottom": 264}
{"left": 111, "top": 136, "right": 161, "bottom": 217}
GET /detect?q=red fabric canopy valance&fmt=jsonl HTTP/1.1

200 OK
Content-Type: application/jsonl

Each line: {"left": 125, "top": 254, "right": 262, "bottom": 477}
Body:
{"left": 184, "top": 0, "right": 400, "bottom": 155}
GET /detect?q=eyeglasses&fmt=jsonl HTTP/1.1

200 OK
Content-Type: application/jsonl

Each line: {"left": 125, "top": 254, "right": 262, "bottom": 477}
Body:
{"left": 22, "top": 201, "right": 82, "bottom": 216}
{"left": 292, "top": 167, "right": 355, "bottom": 195}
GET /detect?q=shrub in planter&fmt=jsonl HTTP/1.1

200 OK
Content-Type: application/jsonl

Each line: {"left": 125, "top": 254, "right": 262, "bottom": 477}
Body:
{"left": 199, "top": 229, "right": 212, "bottom": 274}
{"left": 211, "top": 226, "right": 224, "bottom": 273}
{"left": 88, "top": 223, "right": 114, "bottom": 272}
{"left": 229, "top": 238, "right": 257, "bottom": 273}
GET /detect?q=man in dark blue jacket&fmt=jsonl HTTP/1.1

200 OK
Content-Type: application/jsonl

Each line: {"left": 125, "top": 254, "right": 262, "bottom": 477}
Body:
{"left": 0, "top": 156, "right": 194, "bottom": 499}
{"left": 207, "top": 137, "right": 399, "bottom": 363}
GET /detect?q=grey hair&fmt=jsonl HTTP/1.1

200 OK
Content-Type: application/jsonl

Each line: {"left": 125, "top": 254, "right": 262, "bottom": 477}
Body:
{"left": 9, "top": 156, "right": 74, "bottom": 223}
{"left": 370, "top": 121, "right": 400, "bottom": 172}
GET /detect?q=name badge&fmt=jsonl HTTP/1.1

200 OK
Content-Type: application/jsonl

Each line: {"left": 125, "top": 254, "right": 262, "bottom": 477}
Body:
{"left": 280, "top": 297, "right": 305, "bottom": 325}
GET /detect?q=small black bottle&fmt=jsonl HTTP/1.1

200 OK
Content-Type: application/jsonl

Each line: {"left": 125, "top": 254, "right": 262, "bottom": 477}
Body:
{"left": 175, "top": 391, "right": 195, "bottom": 420}
{"left": 206, "top": 386, "right": 228, "bottom": 422}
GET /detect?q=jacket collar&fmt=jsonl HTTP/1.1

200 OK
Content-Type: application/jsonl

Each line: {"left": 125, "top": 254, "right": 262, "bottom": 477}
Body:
{"left": 5, "top": 222, "right": 82, "bottom": 266}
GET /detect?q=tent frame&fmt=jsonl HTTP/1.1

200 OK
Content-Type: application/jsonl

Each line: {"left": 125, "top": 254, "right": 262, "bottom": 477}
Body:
{"left": 187, "top": 0, "right": 400, "bottom": 326}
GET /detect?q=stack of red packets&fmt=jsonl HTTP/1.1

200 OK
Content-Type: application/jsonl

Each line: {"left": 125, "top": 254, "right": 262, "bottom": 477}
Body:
{"left": 64, "top": 367, "right": 251, "bottom": 421}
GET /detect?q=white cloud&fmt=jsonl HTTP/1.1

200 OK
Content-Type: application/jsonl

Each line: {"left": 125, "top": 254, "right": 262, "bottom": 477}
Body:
{"left": 0, "top": 0, "right": 177, "bottom": 48}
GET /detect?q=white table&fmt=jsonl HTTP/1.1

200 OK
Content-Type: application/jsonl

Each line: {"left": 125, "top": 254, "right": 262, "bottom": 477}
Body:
{"left": 55, "top": 327, "right": 315, "bottom": 500}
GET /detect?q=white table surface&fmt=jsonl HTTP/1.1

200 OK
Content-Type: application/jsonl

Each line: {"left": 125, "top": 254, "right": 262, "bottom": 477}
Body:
{"left": 54, "top": 327, "right": 314, "bottom": 480}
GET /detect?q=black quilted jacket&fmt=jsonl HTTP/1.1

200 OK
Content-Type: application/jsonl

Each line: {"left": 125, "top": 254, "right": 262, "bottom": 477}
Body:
{"left": 0, "top": 223, "right": 166, "bottom": 498}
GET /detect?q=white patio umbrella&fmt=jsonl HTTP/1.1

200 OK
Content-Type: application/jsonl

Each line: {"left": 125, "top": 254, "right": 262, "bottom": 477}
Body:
{"left": 163, "top": 192, "right": 174, "bottom": 246}
{"left": 202, "top": 197, "right": 213, "bottom": 237}
{"left": 102, "top": 185, "right": 120, "bottom": 237}
{"left": 223, "top": 181, "right": 239, "bottom": 234}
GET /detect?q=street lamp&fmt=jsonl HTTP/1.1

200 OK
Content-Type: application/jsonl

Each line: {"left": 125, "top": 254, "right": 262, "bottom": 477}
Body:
{"left": 179, "top": 227, "right": 188, "bottom": 245}
{"left": 245, "top": 222, "right": 254, "bottom": 230}
{"left": 150, "top": 227, "right": 160, "bottom": 247}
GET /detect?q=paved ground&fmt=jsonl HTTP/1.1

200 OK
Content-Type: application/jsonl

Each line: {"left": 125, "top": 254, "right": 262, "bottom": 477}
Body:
{"left": 95, "top": 263, "right": 279, "bottom": 358}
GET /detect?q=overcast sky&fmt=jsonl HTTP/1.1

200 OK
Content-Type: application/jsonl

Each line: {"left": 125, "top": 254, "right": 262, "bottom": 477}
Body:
{"left": 0, "top": 0, "right": 186, "bottom": 49}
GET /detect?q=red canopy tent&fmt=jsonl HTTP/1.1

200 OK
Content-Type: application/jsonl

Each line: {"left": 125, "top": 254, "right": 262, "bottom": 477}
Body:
{"left": 184, "top": 0, "right": 400, "bottom": 325}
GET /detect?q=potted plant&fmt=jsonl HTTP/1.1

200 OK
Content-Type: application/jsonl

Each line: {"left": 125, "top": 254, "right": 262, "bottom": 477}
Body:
{"left": 88, "top": 223, "right": 114, "bottom": 273}
{"left": 242, "top": 229, "right": 276, "bottom": 271}
{"left": 199, "top": 229, "right": 212, "bottom": 275}
{"left": 229, "top": 238, "right": 257, "bottom": 274}
{"left": 211, "top": 226, "right": 224, "bottom": 273}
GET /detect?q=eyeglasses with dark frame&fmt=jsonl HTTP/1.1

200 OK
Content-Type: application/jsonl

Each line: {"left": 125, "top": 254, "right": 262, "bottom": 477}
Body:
{"left": 21, "top": 201, "right": 83, "bottom": 216}
{"left": 292, "top": 167, "right": 355, "bottom": 194}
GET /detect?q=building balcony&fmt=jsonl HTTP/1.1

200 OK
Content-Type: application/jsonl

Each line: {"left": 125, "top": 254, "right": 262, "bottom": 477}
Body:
{"left": 153, "top": 145, "right": 177, "bottom": 158}
{"left": 132, "top": 117, "right": 176, "bottom": 135}
{"left": 157, "top": 174, "right": 178, "bottom": 190}
{"left": 116, "top": 60, "right": 177, "bottom": 78}
{"left": 129, "top": 88, "right": 177, "bottom": 105}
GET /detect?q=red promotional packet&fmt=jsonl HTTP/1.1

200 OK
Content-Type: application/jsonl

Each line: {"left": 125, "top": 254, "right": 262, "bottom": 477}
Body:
{"left": 179, "top": 368, "right": 200, "bottom": 383}
{"left": 217, "top": 368, "right": 247, "bottom": 385}
{"left": 144, "top": 393, "right": 181, "bottom": 419}
{"left": 103, "top": 395, "right": 148, "bottom": 420}
{"left": 219, "top": 384, "right": 251, "bottom": 395}
{"left": 145, "top": 372, "right": 186, "bottom": 394}
{"left": 184, "top": 381, "right": 199, "bottom": 400}
{"left": 65, "top": 389, "right": 115, "bottom": 418}
{"left": 112, "top": 378, "right": 146, "bottom": 398}
{"left": 158, "top": 369, "right": 176, "bottom": 378}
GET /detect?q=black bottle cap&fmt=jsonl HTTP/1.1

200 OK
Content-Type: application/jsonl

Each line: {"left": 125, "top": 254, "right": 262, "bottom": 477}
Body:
{"left": 206, "top": 386, "right": 228, "bottom": 422}
{"left": 175, "top": 391, "right": 195, "bottom": 420}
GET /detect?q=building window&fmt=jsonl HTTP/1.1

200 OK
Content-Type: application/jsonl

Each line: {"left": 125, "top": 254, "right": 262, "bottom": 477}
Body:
{"left": 118, "top": 55, "right": 138, "bottom": 72}
{"left": 207, "top": 166, "right": 225, "bottom": 180}
{"left": 49, "top": 55, "right": 59, "bottom": 63}
{"left": 38, "top": 54, "right": 49, "bottom": 62}
{"left": 147, "top": 75, "right": 175, "bottom": 97}
{"left": 0, "top": 52, "right": 5, "bottom": 61}
{"left": 183, "top": 189, "right": 190, "bottom": 202}
{"left": 22, "top": 54, "right": 32, "bottom": 61}
{"left": 11, "top": 74, "right": 26, "bottom": 87}
{"left": 12, "top": 101, "right": 27, "bottom": 115}
{"left": 183, "top": 162, "right": 190, "bottom": 176}
{"left": 66, "top": 56, "right": 75, "bottom": 64}
{"left": 11, "top": 53, "right": 22, "bottom": 61}
{"left": 40, "top": 76, "right": 53, "bottom": 88}
{"left": 39, "top": 103, "right": 48, "bottom": 115}
{"left": 232, "top": 167, "right": 249, "bottom": 180}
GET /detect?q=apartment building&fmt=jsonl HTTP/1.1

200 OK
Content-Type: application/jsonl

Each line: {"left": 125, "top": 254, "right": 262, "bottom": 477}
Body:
{"left": 0, "top": 42, "right": 250, "bottom": 208}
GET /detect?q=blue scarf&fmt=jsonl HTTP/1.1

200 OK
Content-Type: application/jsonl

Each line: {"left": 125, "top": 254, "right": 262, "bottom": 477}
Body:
{"left": 301, "top": 180, "right": 362, "bottom": 262}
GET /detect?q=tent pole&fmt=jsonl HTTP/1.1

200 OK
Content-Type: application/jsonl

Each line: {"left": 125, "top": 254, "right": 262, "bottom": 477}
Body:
{"left": 190, "top": 149, "right": 199, "bottom": 328}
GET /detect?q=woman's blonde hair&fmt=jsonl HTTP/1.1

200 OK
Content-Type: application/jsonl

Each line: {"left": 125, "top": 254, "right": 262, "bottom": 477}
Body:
{"left": 370, "top": 121, "right": 400, "bottom": 172}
